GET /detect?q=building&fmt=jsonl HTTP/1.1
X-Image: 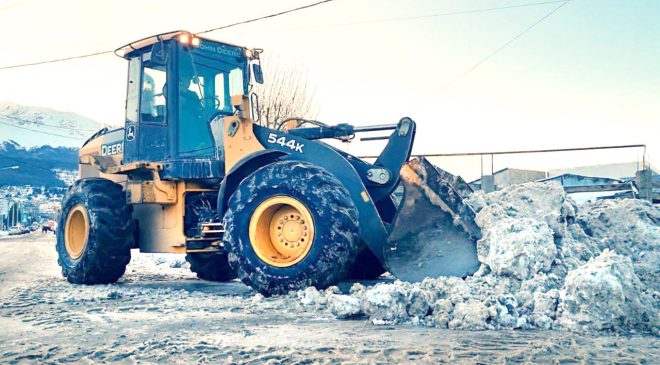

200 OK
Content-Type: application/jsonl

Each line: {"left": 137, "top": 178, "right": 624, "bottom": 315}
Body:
{"left": 540, "top": 173, "right": 622, "bottom": 187}
{"left": 547, "top": 161, "right": 654, "bottom": 180}
{"left": 538, "top": 173, "right": 636, "bottom": 203}
{"left": 470, "top": 168, "right": 546, "bottom": 191}
{"left": 0, "top": 198, "right": 7, "bottom": 230}
{"left": 4, "top": 202, "right": 22, "bottom": 227}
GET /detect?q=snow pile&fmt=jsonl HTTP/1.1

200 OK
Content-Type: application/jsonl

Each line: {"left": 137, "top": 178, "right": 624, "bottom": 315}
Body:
{"left": 328, "top": 294, "right": 362, "bottom": 319}
{"left": 296, "top": 182, "right": 659, "bottom": 333}
{"left": 448, "top": 301, "right": 490, "bottom": 330}
{"left": 470, "top": 182, "right": 599, "bottom": 276}
{"left": 469, "top": 181, "right": 576, "bottom": 237}
{"left": 556, "top": 250, "right": 646, "bottom": 331}
{"left": 362, "top": 284, "right": 409, "bottom": 324}
{"left": 121, "top": 253, "right": 193, "bottom": 283}
{"left": 577, "top": 199, "right": 659, "bottom": 291}
{"left": 298, "top": 286, "right": 327, "bottom": 307}
{"left": 477, "top": 218, "right": 556, "bottom": 280}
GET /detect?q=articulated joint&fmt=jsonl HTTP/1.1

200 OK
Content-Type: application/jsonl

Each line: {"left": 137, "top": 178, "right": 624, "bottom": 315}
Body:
{"left": 397, "top": 117, "right": 412, "bottom": 136}
{"left": 366, "top": 168, "right": 392, "bottom": 185}
{"left": 125, "top": 165, "right": 177, "bottom": 205}
{"left": 150, "top": 169, "right": 176, "bottom": 201}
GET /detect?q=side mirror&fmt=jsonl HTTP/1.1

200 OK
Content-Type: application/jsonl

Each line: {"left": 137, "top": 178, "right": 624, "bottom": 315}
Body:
{"left": 150, "top": 42, "right": 168, "bottom": 66}
{"left": 252, "top": 63, "right": 264, "bottom": 84}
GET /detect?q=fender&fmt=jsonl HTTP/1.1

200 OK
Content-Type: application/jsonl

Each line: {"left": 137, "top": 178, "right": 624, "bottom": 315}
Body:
{"left": 253, "top": 125, "right": 390, "bottom": 264}
{"left": 218, "top": 149, "right": 288, "bottom": 216}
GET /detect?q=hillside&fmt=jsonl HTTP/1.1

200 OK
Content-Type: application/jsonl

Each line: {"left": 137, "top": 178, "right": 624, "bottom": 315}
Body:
{"left": 0, "top": 140, "right": 78, "bottom": 187}
{"left": 0, "top": 102, "right": 108, "bottom": 148}
{"left": 0, "top": 102, "right": 101, "bottom": 187}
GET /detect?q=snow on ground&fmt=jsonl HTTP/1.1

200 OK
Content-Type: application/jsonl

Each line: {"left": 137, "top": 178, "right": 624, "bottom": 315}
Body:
{"left": 1, "top": 232, "right": 658, "bottom": 363}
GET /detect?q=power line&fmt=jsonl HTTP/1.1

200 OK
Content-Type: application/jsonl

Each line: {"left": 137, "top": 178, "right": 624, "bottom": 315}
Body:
{"left": 269, "top": 0, "right": 569, "bottom": 32}
{"left": 0, "top": 0, "right": 43, "bottom": 12}
{"left": 0, "top": 50, "right": 112, "bottom": 70}
{"left": 358, "top": 144, "right": 647, "bottom": 159}
{"left": 0, "top": 0, "right": 339, "bottom": 70}
{"left": 1, "top": 0, "right": 561, "bottom": 71}
{"left": 0, "top": 120, "right": 84, "bottom": 140}
{"left": 0, "top": 114, "right": 100, "bottom": 132}
{"left": 196, "top": 0, "right": 337, "bottom": 35}
{"left": 424, "top": 0, "right": 571, "bottom": 102}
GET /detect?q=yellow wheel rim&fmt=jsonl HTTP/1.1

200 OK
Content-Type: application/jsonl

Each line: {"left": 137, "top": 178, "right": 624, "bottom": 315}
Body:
{"left": 249, "top": 196, "right": 315, "bottom": 267}
{"left": 64, "top": 204, "right": 89, "bottom": 259}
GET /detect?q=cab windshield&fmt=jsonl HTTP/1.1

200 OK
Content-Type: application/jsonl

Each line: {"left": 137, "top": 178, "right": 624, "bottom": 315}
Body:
{"left": 177, "top": 40, "right": 249, "bottom": 157}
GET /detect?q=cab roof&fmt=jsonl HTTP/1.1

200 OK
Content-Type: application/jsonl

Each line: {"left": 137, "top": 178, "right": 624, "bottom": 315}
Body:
{"left": 114, "top": 30, "right": 246, "bottom": 59}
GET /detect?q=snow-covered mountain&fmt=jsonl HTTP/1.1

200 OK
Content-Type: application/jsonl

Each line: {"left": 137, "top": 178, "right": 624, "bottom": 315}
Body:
{"left": 0, "top": 139, "right": 78, "bottom": 187}
{"left": 0, "top": 102, "right": 109, "bottom": 148}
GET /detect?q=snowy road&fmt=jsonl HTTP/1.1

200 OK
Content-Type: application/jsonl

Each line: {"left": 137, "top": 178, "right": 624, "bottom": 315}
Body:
{"left": 0, "top": 233, "right": 657, "bottom": 364}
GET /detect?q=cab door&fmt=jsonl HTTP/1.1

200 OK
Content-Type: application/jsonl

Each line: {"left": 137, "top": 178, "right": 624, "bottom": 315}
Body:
{"left": 138, "top": 53, "right": 169, "bottom": 162}
{"left": 123, "top": 52, "right": 171, "bottom": 163}
{"left": 123, "top": 56, "right": 140, "bottom": 163}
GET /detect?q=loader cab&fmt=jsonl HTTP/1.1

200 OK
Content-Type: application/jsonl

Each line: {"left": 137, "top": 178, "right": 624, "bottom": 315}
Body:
{"left": 116, "top": 31, "right": 254, "bottom": 178}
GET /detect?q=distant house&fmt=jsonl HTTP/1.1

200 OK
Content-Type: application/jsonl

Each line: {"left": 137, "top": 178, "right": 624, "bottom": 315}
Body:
{"left": 548, "top": 162, "right": 658, "bottom": 203}
{"left": 539, "top": 173, "right": 622, "bottom": 187}
{"left": 538, "top": 173, "right": 636, "bottom": 202}
{"left": 465, "top": 162, "right": 657, "bottom": 203}
{"left": 547, "top": 161, "right": 653, "bottom": 180}
{"left": 470, "top": 168, "right": 546, "bottom": 191}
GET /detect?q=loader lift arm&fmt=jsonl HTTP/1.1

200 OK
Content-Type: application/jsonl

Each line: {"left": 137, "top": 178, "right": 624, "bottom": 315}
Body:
{"left": 287, "top": 117, "right": 415, "bottom": 203}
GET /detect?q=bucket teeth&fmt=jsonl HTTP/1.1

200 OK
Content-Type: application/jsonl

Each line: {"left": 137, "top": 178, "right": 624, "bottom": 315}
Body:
{"left": 385, "top": 157, "right": 481, "bottom": 282}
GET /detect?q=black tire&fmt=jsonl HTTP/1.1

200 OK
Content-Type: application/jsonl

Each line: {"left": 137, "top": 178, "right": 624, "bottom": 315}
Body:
{"left": 56, "top": 178, "right": 134, "bottom": 284}
{"left": 223, "top": 161, "right": 360, "bottom": 295}
{"left": 186, "top": 252, "right": 237, "bottom": 281}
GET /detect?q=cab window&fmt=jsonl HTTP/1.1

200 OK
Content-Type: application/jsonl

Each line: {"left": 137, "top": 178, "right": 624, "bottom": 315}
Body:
{"left": 125, "top": 57, "right": 140, "bottom": 123}
{"left": 141, "top": 59, "right": 167, "bottom": 123}
{"left": 175, "top": 41, "right": 248, "bottom": 157}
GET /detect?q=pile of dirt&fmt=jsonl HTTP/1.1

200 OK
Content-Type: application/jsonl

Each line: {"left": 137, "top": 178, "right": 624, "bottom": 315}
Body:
{"left": 297, "top": 182, "right": 659, "bottom": 333}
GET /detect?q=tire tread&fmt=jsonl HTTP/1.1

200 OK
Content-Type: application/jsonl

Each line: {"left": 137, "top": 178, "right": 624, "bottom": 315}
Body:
{"left": 223, "top": 161, "right": 360, "bottom": 295}
{"left": 56, "top": 178, "right": 134, "bottom": 284}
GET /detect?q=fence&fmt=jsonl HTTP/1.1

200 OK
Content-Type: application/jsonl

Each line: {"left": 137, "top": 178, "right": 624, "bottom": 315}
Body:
{"left": 361, "top": 144, "right": 656, "bottom": 203}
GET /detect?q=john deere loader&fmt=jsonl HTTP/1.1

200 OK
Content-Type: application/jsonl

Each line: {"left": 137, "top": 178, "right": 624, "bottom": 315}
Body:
{"left": 57, "top": 31, "right": 481, "bottom": 295}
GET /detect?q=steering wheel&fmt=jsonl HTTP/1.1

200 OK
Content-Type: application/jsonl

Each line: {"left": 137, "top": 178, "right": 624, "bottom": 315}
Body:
{"left": 201, "top": 96, "right": 221, "bottom": 110}
{"left": 157, "top": 83, "right": 167, "bottom": 99}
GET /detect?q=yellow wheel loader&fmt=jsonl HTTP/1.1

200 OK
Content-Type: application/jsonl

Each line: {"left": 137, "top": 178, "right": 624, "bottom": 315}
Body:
{"left": 56, "top": 31, "right": 481, "bottom": 295}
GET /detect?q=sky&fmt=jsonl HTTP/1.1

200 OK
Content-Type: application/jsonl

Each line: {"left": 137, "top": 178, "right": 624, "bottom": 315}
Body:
{"left": 0, "top": 0, "right": 658, "bottom": 180}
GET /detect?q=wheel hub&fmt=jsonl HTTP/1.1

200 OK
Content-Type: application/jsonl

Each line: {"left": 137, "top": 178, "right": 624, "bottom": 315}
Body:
{"left": 64, "top": 204, "right": 89, "bottom": 259}
{"left": 249, "top": 196, "right": 315, "bottom": 267}
{"left": 281, "top": 220, "right": 302, "bottom": 242}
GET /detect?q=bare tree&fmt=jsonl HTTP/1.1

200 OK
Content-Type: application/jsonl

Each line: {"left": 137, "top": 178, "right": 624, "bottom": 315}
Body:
{"left": 252, "top": 56, "right": 317, "bottom": 130}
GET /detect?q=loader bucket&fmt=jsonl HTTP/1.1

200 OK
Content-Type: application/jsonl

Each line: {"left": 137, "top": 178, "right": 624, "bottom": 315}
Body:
{"left": 385, "top": 157, "right": 481, "bottom": 282}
